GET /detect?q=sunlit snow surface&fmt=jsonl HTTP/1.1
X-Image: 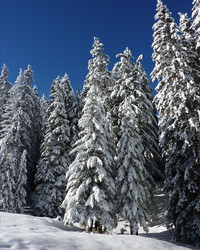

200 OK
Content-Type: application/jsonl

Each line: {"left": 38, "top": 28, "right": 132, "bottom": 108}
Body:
{"left": 0, "top": 212, "right": 195, "bottom": 250}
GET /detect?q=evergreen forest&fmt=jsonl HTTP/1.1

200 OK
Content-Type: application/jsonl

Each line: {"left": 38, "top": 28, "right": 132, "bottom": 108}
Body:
{"left": 0, "top": 0, "right": 200, "bottom": 245}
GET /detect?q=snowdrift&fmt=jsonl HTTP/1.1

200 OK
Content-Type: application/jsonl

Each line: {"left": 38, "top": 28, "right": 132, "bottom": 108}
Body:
{"left": 0, "top": 212, "right": 195, "bottom": 250}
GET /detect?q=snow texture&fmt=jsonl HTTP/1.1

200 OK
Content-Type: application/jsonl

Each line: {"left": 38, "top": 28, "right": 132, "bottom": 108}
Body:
{"left": 0, "top": 212, "right": 195, "bottom": 250}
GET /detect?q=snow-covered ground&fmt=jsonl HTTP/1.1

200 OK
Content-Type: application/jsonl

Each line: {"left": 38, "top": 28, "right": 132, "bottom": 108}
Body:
{"left": 0, "top": 183, "right": 196, "bottom": 250}
{"left": 0, "top": 212, "right": 196, "bottom": 250}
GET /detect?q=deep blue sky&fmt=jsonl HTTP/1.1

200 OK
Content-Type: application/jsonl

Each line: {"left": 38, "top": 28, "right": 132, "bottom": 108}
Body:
{"left": 1, "top": 0, "right": 192, "bottom": 97}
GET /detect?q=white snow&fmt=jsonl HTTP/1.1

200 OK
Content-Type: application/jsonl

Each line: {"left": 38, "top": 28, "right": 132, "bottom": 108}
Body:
{"left": 0, "top": 212, "right": 195, "bottom": 250}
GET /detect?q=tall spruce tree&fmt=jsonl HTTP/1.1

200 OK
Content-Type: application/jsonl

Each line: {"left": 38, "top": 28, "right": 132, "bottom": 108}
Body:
{"left": 0, "top": 149, "right": 17, "bottom": 213}
{"left": 179, "top": 13, "right": 200, "bottom": 86}
{"left": 111, "top": 48, "right": 153, "bottom": 234}
{"left": 29, "top": 85, "right": 42, "bottom": 193}
{"left": 39, "top": 94, "right": 48, "bottom": 144}
{"left": 135, "top": 55, "right": 163, "bottom": 181}
{"left": 34, "top": 75, "right": 72, "bottom": 217}
{"left": 60, "top": 74, "right": 77, "bottom": 149}
{"left": 62, "top": 37, "right": 116, "bottom": 232}
{"left": 0, "top": 65, "right": 12, "bottom": 133}
{"left": 15, "top": 150, "right": 27, "bottom": 213}
{"left": 192, "top": 0, "right": 200, "bottom": 51}
{"left": 152, "top": 0, "right": 200, "bottom": 244}
{"left": 20, "top": 66, "right": 40, "bottom": 195}
{"left": 0, "top": 67, "right": 35, "bottom": 213}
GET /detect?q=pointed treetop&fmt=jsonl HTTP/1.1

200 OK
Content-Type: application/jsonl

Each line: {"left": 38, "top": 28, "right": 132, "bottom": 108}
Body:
{"left": 124, "top": 47, "right": 133, "bottom": 58}
{"left": 179, "top": 12, "right": 189, "bottom": 25}
{"left": 87, "top": 37, "right": 110, "bottom": 79}
{"left": 157, "top": 0, "right": 163, "bottom": 6}
{"left": 136, "top": 54, "right": 143, "bottom": 64}
{"left": 24, "top": 65, "right": 34, "bottom": 85}
{"left": 156, "top": 0, "right": 167, "bottom": 10}
{"left": 1, "top": 64, "right": 9, "bottom": 77}
{"left": 90, "top": 37, "right": 104, "bottom": 57}
{"left": 116, "top": 47, "right": 134, "bottom": 60}
{"left": 60, "top": 73, "right": 71, "bottom": 86}
{"left": 41, "top": 94, "right": 47, "bottom": 102}
{"left": 49, "top": 76, "right": 61, "bottom": 97}
{"left": 0, "top": 64, "right": 9, "bottom": 83}
{"left": 90, "top": 37, "right": 110, "bottom": 64}
{"left": 179, "top": 12, "right": 194, "bottom": 34}
{"left": 192, "top": 0, "right": 200, "bottom": 20}
{"left": 154, "top": 0, "right": 172, "bottom": 21}
{"left": 33, "top": 85, "right": 40, "bottom": 98}
{"left": 33, "top": 85, "right": 38, "bottom": 92}
{"left": 192, "top": 0, "right": 200, "bottom": 33}
{"left": 114, "top": 48, "right": 136, "bottom": 75}
{"left": 15, "top": 69, "right": 24, "bottom": 85}
{"left": 60, "top": 73, "right": 74, "bottom": 96}
{"left": 61, "top": 73, "right": 70, "bottom": 83}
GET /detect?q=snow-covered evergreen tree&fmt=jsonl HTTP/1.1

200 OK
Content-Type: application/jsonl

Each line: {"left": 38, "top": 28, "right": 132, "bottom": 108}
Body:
{"left": 0, "top": 64, "right": 12, "bottom": 105}
{"left": 34, "top": 76, "right": 72, "bottom": 217}
{"left": 179, "top": 13, "right": 200, "bottom": 86}
{"left": 117, "top": 98, "right": 151, "bottom": 234}
{"left": 15, "top": 150, "right": 27, "bottom": 213}
{"left": 40, "top": 94, "right": 48, "bottom": 141}
{"left": 111, "top": 48, "right": 153, "bottom": 234}
{"left": 152, "top": 0, "right": 200, "bottom": 244}
{"left": 0, "top": 76, "right": 29, "bottom": 212}
{"left": 60, "top": 74, "right": 77, "bottom": 148}
{"left": 0, "top": 147, "right": 16, "bottom": 213}
{"left": 86, "top": 37, "right": 112, "bottom": 111}
{"left": 29, "top": 85, "right": 42, "bottom": 193}
{"left": 62, "top": 86, "right": 116, "bottom": 232}
{"left": 62, "top": 38, "right": 116, "bottom": 232}
{"left": 19, "top": 66, "right": 40, "bottom": 194}
{"left": 192, "top": 0, "right": 200, "bottom": 50}
{"left": 0, "top": 65, "right": 41, "bottom": 213}
{"left": 40, "top": 94, "right": 48, "bottom": 120}
{"left": 0, "top": 64, "right": 12, "bottom": 132}
{"left": 135, "top": 55, "right": 163, "bottom": 181}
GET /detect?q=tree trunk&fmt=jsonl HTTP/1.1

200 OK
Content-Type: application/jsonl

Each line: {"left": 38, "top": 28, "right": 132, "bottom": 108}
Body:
{"left": 130, "top": 222, "right": 138, "bottom": 235}
{"left": 87, "top": 219, "right": 93, "bottom": 232}
{"left": 95, "top": 221, "right": 101, "bottom": 233}
{"left": 130, "top": 228, "right": 138, "bottom": 235}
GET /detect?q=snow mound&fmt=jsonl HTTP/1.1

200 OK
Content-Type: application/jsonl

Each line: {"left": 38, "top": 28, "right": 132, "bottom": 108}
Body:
{"left": 0, "top": 212, "right": 195, "bottom": 250}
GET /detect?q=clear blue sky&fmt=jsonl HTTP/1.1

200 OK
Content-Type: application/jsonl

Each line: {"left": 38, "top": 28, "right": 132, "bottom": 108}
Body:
{"left": 0, "top": 0, "right": 192, "bottom": 97}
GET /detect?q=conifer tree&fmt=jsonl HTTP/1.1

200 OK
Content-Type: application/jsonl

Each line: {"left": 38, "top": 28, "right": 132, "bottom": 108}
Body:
{"left": 87, "top": 37, "right": 112, "bottom": 111}
{"left": 62, "top": 38, "right": 116, "bottom": 232}
{"left": 0, "top": 64, "right": 12, "bottom": 133}
{"left": 29, "top": 85, "right": 42, "bottom": 193}
{"left": 40, "top": 94, "right": 48, "bottom": 142}
{"left": 192, "top": 0, "right": 200, "bottom": 50}
{"left": 40, "top": 94, "right": 48, "bottom": 119}
{"left": 20, "top": 66, "right": 40, "bottom": 194}
{"left": 135, "top": 55, "right": 163, "bottom": 181}
{"left": 111, "top": 48, "right": 154, "bottom": 234}
{"left": 179, "top": 13, "right": 200, "bottom": 86}
{"left": 0, "top": 65, "right": 41, "bottom": 213}
{"left": 34, "top": 76, "right": 72, "bottom": 217}
{"left": 15, "top": 150, "right": 27, "bottom": 213}
{"left": 152, "top": 0, "right": 200, "bottom": 244}
{"left": 60, "top": 74, "right": 77, "bottom": 148}
{"left": 0, "top": 70, "right": 29, "bottom": 213}
{"left": 0, "top": 149, "right": 16, "bottom": 213}
{"left": 62, "top": 86, "right": 116, "bottom": 232}
{"left": 0, "top": 64, "right": 12, "bottom": 106}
